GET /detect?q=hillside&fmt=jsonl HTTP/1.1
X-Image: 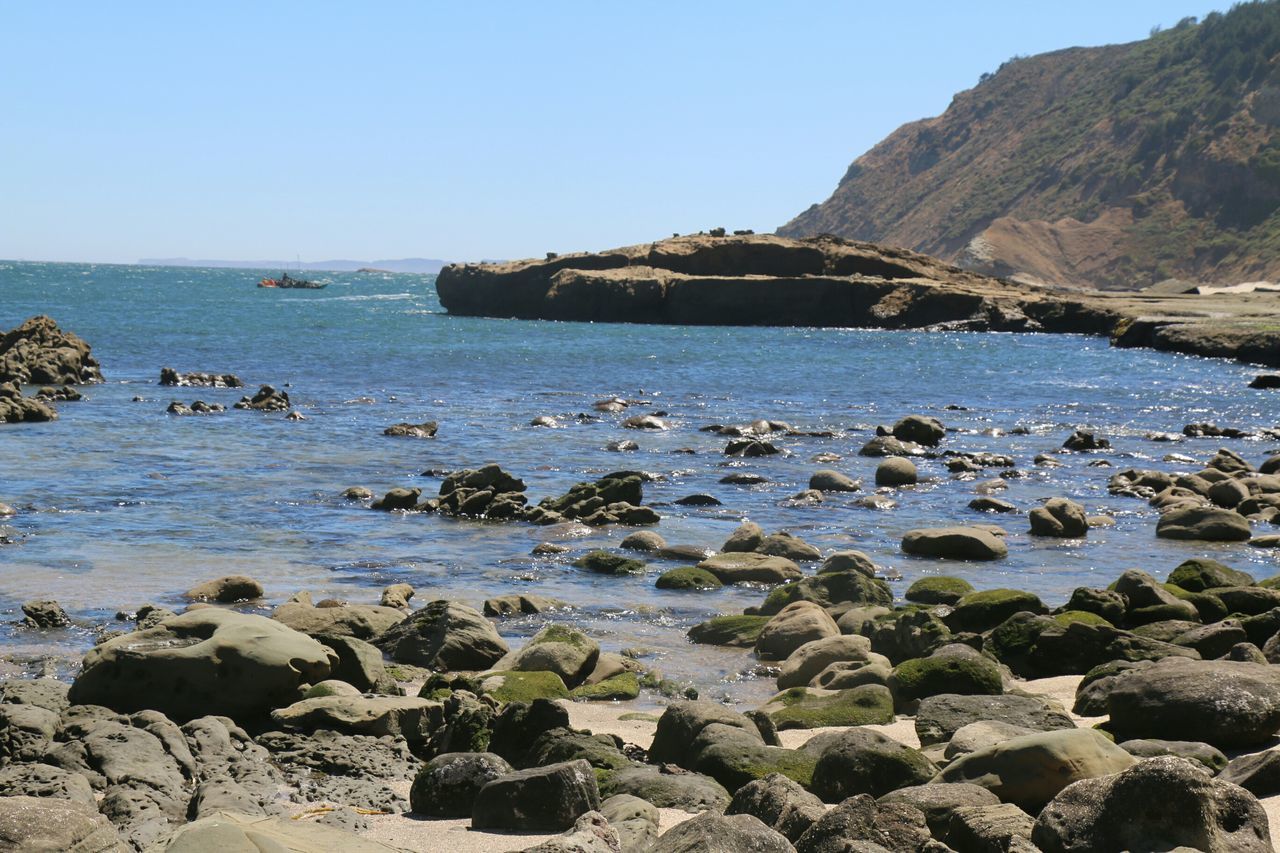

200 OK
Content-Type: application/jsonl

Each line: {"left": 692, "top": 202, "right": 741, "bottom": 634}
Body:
{"left": 778, "top": 2, "right": 1280, "bottom": 290}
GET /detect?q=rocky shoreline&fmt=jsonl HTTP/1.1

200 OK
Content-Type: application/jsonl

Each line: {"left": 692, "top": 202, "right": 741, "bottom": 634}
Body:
{"left": 4, "top": 313, "right": 1280, "bottom": 851}
{"left": 436, "top": 233, "right": 1280, "bottom": 369}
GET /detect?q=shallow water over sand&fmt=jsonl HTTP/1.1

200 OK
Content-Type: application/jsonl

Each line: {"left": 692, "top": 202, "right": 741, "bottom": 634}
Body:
{"left": 1, "top": 261, "right": 1276, "bottom": 703}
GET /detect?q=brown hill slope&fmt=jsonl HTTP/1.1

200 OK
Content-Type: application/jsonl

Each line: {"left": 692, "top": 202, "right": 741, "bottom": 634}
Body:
{"left": 778, "top": 4, "right": 1280, "bottom": 290}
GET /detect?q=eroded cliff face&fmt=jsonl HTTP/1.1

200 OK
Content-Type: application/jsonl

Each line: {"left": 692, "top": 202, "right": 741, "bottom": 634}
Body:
{"left": 436, "top": 233, "right": 1118, "bottom": 333}
{"left": 779, "top": 6, "right": 1280, "bottom": 290}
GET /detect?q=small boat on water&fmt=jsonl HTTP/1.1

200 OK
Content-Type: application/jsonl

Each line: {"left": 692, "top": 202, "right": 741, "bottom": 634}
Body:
{"left": 258, "top": 272, "right": 326, "bottom": 289}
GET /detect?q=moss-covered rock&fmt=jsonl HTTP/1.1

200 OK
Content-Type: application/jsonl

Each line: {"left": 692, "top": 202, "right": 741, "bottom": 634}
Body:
{"left": 511, "top": 624, "right": 600, "bottom": 688}
{"left": 655, "top": 567, "right": 723, "bottom": 590}
{"left": 574, "top": 550, "right": 646, "bottom": 575}
{"left": 1167, "top": 558, "right": 1255, "bottom": 592}
{"left": 760, "top": 570, "right": 893, "bottom": 616}
{"left": 889, "top": 645, "right": 1003, "bottom": 707}
{"left": 1259, "top": 575, "right": 1280, "bottom": 590}
{"left": 687, "top": 614, "right": 769, "bottom": 647}
{"left": 524, "top": 727, "right": 633, "bottom": 772}
{"left": 476, "top": 670, "right": 569, "bottom": 704}
{"left": 1163, "top": 584, "right": 1230, "bottom": 622}
{"left": 1064, "top": 588, "right": 1126, "bottom": 624}
{"left": 905, "top": 576, "right": 974, "bottom": 605}
{"left": 946, "top": 589, "right": 1047, "bottom": 633}
{"left": 858, "top": 608, "right": 954, "bottom": 664}
{"left": 693, "top": 742, "right": 820, "bottom": 792}
{"left": 763, "top": 684, "right": 895, "bottom": 730}
{"left": 1053, "top": 610, "right": 1113, "bottom": 628}
{"left": 570, "top": 672, "right": 641, "bottom": 701}
{"left": 986, "top": 612, "right": 1056, "bottom": 675}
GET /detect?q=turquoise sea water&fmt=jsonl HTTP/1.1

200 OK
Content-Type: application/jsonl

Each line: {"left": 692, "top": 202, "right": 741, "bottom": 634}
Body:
{"left": 1, "top": 261, "right": 1276, "bottom": 702}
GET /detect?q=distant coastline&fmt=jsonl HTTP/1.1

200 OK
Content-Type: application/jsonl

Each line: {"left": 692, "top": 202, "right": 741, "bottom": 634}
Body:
{"left": 139, "top": 257, "right": 447, "bottom": 274}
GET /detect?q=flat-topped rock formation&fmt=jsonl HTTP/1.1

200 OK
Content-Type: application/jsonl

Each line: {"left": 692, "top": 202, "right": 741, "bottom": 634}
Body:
{"left": 437, "top": 233, "right": 1116, "bottom": 332}
{"left": 436, "top": 233, "right": 1280, "bottom": 366}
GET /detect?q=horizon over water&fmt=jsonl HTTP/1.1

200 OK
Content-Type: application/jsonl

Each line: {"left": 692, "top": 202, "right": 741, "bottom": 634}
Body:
{"left": 0, "top": 260, "right": 1276, "bottom": 704}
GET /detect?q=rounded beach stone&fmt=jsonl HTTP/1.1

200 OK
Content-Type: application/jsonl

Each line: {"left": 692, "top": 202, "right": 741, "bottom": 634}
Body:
{"left": 875, "top": 457, "right": 918, "bottom": 487}
{"left": 411, "top": 752, "right": 512, "bottom": 817}
{"left": 901, "top": 526, "right": 1008, "bottom": 560}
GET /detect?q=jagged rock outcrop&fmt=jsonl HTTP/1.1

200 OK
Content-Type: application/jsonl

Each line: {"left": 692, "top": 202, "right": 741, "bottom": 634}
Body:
{"left": 0, "top": 316, "right": 102, "bottom": 386}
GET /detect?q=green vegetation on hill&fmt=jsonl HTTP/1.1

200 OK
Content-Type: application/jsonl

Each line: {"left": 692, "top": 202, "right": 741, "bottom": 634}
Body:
{"left": 780, "top": 1, "right": 1280, "bottom": 289}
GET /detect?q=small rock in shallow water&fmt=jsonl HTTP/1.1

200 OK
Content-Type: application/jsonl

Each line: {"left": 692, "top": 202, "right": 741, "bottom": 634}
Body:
{"left": 21, "top": 599, "right": 69, "bottom": 629}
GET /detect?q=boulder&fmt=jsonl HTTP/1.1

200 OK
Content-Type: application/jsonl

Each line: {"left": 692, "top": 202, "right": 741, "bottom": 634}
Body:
{"left": 892, "top": 415, "right": 945, "bottom": 446}
{"left": 727, "top": 773, "right": 826, "bottom": 843}
{"left": 483, "top": 593, "right": 569, "bottom": 616}
{"left": 904, "top": 576, "right": 972, "bottom": 605}
{"left": 888, "top": 644, "right": 1003, "bottom": 708}
{"left": 510, "top": 624, "right": 600, "bottom": 688}
{"left": 758, "top": 532, "right": 822, "bottom": 562}
{"left": 764, "top": 685, "right": 895, "bottom": 730}
{"left": 649, "top": 811, "right": 794, "bottom": 853}
{"left": 20, "top": 599, "right": 69, "bottom": 629}
{"left": 523, "top": 811, "right": 621, "bottom": 853}
{"left": 759, "top": 571, "right": 893, "bottom": 616}
{"left": 722, "top": 521, "right": 765, "bottom": 553}
{"left": 370, "top": 487, "right": 421, "bottom": 511}
{"left": 1105, "top": 657, "right": 1280, "bottom": 747}
{"left": 1157, "top": 505, "right": 1252, "bottom": 541}
{"left": 599, "top": 767, "right": 731, "bottom": 813}
{"left": 1028, "top": 498, "right": 1088, "bottom": 538}
{"left": 411, "top": 752, "right": 513, "bottom": 817}
{"left": 945, "top": 588, "right": 1046, "bottom": 633}
{"left": 1220, "top": 749, "right": 1280, "bottom": 796}
{"left": 809, "top": 470, "right": 860, "bottom": 492}
{"left": 234, "top": 384, "right": 290, "bottom": 411}
{"left": 147, "top": 810, "right": 399, "bottom": 852}
{"left": 649, "top": 701, "right": 759, "bottom": 766}
{"left": 878, "top": 782, "right": 1000, "bottom": 840}
{"left": 901, "top": 527, "right": 1007, "bottom": 561}
{"left": 794, "top": 793, "right": 935, "bottom": 852}
{"left": 946, "top": 804, "right": 1035, "bottom": 853}
{"left": 0, "top": 796, "right": 123, "bottom": 852}
{"left": 600, "top": 794, "right": 660, "bottom": 852}
{"left": 374, "top": 600, "right": 508, "bottom": 670}
{"left": 819, "top": 551, "right": 877, "bottom": 576}
{"left": 272, "top": 592, "right": 406, "bottom": 640}
{"left": 68, "top": 609, "right": 333, "bottom": 721}
{"left": 755, "top": 602, "right": 840, "bottom": 660}
{"left": 270, "top": 695, "right": 443, "bottom": 743}
{"left": 383, "top": 420, "right": 438, "bottom": 438}
{"left": 656, "top": 567, "right": 723, "bottom": 590}
{"left": 1119, "top": 739, "right": 1228, "bottom": 774}
{"left": 184, "top": 575, "right": 263, "bottom": 603}
{"left": 0, "top": 316, "right": 102, "bottom": 385}
{"left": 810, "top": 728, "right": 938, "bottom": 802}
{"left": 875, "top": 457, "right": 918, "bottom": 487}
{"left": 776, "top": 635, "right": 873, "bottom": 689}
{"left": 574, "top": 550, "right": 647, "bottom": 575}
{"left": 1032, "top": 756, "right": 1272, "bottom": 853}
{"left": 938, "top": 728, "right": 1136, "bottom": 812}
{"left": 915, "top": 693, "right": 1075, "bottom": 747}
{"left": 472, "top": 760, "right": 601, "bottom": 832}
{"left": 688, "top": 615, "right": 769, "bottom": 647}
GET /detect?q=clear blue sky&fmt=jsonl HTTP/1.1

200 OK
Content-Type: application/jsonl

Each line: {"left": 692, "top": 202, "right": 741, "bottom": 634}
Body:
{"left": 1, "top": 1, "right": 1233, "bottom": 264}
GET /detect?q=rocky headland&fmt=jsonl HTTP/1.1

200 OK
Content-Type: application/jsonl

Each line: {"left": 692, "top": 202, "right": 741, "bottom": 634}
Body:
{"left": 436, "top": 233, "right": 1280, "bottom": 368}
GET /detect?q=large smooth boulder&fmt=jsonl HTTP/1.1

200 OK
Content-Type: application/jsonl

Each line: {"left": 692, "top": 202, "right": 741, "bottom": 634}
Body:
{"left": 915, "top": 693, "right": 1076, "bottom": 747}
{"left": 1105, "top": 657, "right": 1280, "bottom": 748}
{"left": 901, "top": 527, "right": 1007, "bottom": 561}
{"left": 271, "top": 592, "right": 405, "bottom": 640}
{"left": 810, "top": 728, "right": 938, "bottom": 802}
{"left": 938, "top": 729, "right": 1136, "bottom": 812}
{"left": 809, "top": 470, "right": 860, "bottom": 492}
{"left": 270, "top": 695, "right": 443, "bottom": 743}
{"left": 878, "top": 782, "right": 1001, "bottom": 839}
{"left": 374, "top": 600, "right": 508, "bottom": 670}
{"left": 410, "top": 752, "right": 512, "bottom": 818}
{"left": 888, "top": 644, "right": 1003, "bottom": 707}
{"left": 755, "top": 602, "right": 840, "bottom": 660}
{"left": 776, "top": 635, "right": 873, "bottom": 689}
{"left": 472, "top": 759, "right": 600, "bottom": 832}
{"left": 509, "top": 624, "right": 600, "bottom": 688}
{"left": 599, "top": 767, "right": 731, "bottom": 813}
{"left": 68, "top": 609, "right": 333, "bottom": 721}
{"left": 763, "top": 685, "right": 895, "bottom": 730}
{"left": 1033, "top": 756, "right": 1272, "bottom": 853}
{"left": 945, "top": 588, "right": 1046, "bottom": 633}
{"left": 649, "top": 811, "right": 794, "bottom": 853}
{"left": 1029, "top": 498, "right": 1088, "bottom": 538}
{"left": 1168, "top": 558, "right": 1255, "bottom": 591}
{"left": 649, "top": 701, "right": 760, "bottom": 766}
{"left": 147, "top": 810, "right": 399, "bottom": 852}
{"left": 1157, "top": 505, "right": 1252, "bottom": 541}
{"left": 698, "top": 553, "right": 803, "bottom": 585}
{"left": 0, "top": 796, "right": 124, "bottom": 852}
{"left": 875, "top": 457, "right": 918, "bottom": 487}
{"left": 892, "top": 415, "right": 945, "bottom": 446}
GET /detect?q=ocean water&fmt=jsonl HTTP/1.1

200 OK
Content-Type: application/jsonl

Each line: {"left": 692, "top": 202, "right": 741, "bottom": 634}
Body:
{"left": 1, "top": 261, "right": 1276, "bottom": 703}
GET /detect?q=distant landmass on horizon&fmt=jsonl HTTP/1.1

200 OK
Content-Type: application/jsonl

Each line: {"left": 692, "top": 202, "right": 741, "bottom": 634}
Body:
{"left": 138, "top": 257, "right": 447, "bottom": 274}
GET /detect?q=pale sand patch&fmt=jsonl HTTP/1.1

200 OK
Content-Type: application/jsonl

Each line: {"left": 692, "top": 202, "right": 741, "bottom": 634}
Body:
{"left": 560, "top": 700, "right": 659, "bottom": 749}
{"left": 360, "top": 804, "right": 696, "bottom": 851}
{"left": 1260, "top": 794, "right": 1280, "bottom": 850}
